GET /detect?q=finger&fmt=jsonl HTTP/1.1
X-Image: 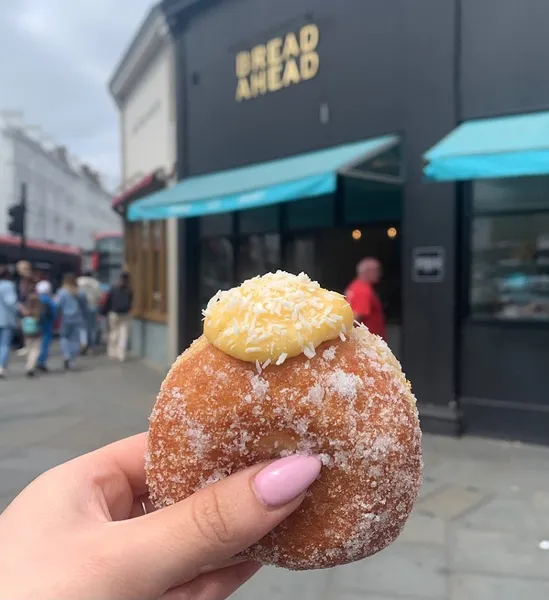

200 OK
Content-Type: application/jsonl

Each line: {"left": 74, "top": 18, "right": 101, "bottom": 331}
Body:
{"left": 63, "top": 433, "right": 149, "bottom": 520}
{"left": 198, "top": 557, "right": 248, "bottom": 576}
{"left": 112, "top": 454, "right": 321, "bottom": 594}
{"left": 161, "top": 562, "right": 261, "bottom": 600}
{"left": 93, "top": 433, "right": 149, "bottom": 497}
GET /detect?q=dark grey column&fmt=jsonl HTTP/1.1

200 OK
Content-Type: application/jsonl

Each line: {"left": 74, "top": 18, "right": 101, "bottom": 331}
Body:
{"left": 401, "top": 0, "right": 461, "bottom": 432}
{"left": 171, "top": 26, "right": 202, "bottom": 352}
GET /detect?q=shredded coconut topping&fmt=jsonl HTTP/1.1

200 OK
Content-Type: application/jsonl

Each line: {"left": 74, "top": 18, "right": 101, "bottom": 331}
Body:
{"left": 203, "top": 271, "right": 353, "bottom": 366}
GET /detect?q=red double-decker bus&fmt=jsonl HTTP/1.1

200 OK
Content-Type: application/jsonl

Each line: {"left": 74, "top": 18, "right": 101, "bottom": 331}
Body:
{"left": 0, "top": 234, "right": 81, "bottom": 289}
{"left": 87, "top": 232, "right": 124, "bottom": 287}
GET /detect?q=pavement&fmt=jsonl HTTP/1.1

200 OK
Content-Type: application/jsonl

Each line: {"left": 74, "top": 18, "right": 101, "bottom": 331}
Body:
{"left": 1, "top": 351, "right": 549, "bottom": 599}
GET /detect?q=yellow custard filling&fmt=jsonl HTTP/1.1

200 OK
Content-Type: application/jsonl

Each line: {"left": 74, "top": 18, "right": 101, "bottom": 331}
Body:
{"left": 202, "top": 271, "right": 353, "bottom": 366}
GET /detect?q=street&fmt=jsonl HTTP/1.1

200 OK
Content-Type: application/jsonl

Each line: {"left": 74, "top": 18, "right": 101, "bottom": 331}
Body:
{"left": 1, "top": 354, "right": 549, "bottom": 599}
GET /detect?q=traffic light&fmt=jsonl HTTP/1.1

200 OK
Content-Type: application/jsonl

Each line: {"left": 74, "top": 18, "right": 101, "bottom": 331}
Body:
{"left": 8, "top": 183, "right": 27, "bottom": 238}
{"left": 8, "top": 203, "right": 25, "bottom": 236}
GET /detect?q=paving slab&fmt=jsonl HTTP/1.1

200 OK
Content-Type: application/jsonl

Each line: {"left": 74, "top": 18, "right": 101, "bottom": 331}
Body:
{"left": 456, "top": 493, "right": 549, "bottom": 537}
{"left": 0, "top": 415, "right": 84, "bottom": 452}
{"left": 339, "top": 595, "right": 445, "bottom": 600}
{"left": 334, "top": 544, "right": 448, "bottom": 599}
{"left": 419, "top": 475, "right": 445, "bottom": 499}
{"left": 450, "top": 528, "right": 549, "bottom": 580}
{"left": 533, "top": 491, "right": 549, "bottom": 512}
{"left": 398, "top": 513, "right": 446, "bottom": 545}
{"left": 450, "top": 573, "right": 549, "bottom": 600}
{"left": 415, "top": 484, "right": 488, "bottom": 521}
{"left": 232, "top": 567, "right": 329, "bottom": 600}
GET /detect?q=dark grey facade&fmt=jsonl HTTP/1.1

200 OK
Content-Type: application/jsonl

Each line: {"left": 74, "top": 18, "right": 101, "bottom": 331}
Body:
{"left": 457, "top": 0, "right": 549, "bottom": 442}
{"left": 164, "top": 0, "right": 549, "bottom": 444}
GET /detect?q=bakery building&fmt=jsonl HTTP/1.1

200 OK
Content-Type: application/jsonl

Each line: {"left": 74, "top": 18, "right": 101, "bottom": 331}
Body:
{"left": 110, "top": 0, "right": 549, "bottom": 445}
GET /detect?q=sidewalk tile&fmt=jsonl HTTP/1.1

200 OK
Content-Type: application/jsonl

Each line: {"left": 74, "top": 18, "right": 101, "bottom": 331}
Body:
{"left": 334, "top": 545, "right": 447, "bottom": 598}
{"left": 231, "top": 567, "right": 328, "bottom": 600}
{"left": 451, "top": 528, "right": 549, "bottom": 580}
{"left": 416, "top": 485, "right": 487, "bottom": 521}
{"left": 398, "top": 513, "right": 446, "bottom": 545}
{"left": 451, "top": 573, "right": 549, "bottom": 599}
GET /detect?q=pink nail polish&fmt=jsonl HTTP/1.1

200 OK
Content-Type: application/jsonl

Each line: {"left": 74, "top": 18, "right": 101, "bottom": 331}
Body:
{"left": 253, "top": 455, "right": 322, "bottom": 507}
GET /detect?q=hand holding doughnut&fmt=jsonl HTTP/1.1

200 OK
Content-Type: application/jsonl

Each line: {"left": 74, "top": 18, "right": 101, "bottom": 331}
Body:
{"left": 0, "top": 434, "right": 320, "bottom": 600}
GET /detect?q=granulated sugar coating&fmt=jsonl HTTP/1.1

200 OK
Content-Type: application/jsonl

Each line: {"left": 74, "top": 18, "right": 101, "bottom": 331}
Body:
{"left": 146, "top": 324, "right": 423, "bottom": 570}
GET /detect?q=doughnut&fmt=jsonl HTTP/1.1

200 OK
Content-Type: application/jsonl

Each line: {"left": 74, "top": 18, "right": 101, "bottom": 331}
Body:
{"left": 146, "top": 271, "right": 422, "bottom": 570}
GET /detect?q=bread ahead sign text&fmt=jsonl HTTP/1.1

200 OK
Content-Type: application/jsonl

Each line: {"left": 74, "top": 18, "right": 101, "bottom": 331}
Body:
{"left": 236, "top": 24, "right": 320, "bottom": 101}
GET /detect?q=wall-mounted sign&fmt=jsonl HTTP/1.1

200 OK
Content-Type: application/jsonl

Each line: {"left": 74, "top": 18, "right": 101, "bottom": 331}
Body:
{"left": 235, "top": 24, "right": 320, "bottom": 102}
{"left": 412, "top": 247, "right": 445, "bottom": 283}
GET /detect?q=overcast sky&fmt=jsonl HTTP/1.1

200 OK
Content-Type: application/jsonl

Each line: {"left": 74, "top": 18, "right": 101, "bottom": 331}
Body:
{"left": 0, "top": 0, "right": 153, "bottom": 188}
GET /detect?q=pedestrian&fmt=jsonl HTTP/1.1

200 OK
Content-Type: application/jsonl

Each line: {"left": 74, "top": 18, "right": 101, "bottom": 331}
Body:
{"left": 77, "top": 270, "right": 102, "bottom": 354}
{"left": 0, "top": 432, "right": 320, "bottom": 598}
{"left": 35, "top": 280, "right": 57, "bottom": 373}
{"left": 345, "top": 257, "right": 387, "bottom": 340}
{"left": 14, "top": 260, "right": 34, "bottom": 357}
{"left": 20, "top": 291, "right": 43, "bottom": 377}
{"left": 0, "top": 266, "right": 18, "bottom": 379}
{"left": 55, "top": 273, "right": 88, "bottom": 370}
{"left": 15, "top": 260, "right": 33, "bottom": 304}
{"left": 104, "top": 272, "right": 133, "bottom": 362}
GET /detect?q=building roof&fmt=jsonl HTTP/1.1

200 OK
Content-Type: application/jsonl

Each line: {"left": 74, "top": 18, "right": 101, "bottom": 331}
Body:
{"left": 108, "top": 4, "right": 169, "bottom": 104}
{"left": 1, "top": 126, "right": 111, "bottom": 198}
{"left": 108, "top": 0, "right": 212, "bottom": 104}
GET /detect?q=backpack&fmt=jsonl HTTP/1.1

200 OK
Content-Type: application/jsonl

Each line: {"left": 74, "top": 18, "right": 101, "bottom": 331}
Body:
{"left": 22, "top": 315, "right": 39, "bottom": 336}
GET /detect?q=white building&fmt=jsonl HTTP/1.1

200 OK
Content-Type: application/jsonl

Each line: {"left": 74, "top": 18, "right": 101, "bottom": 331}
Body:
{"left": 109, "top": 3, "right": 179, "bottom": 369}
{"left": 0, "top": 124, "right": 121, "bottom": 252}
{"left": 111, "top": 5, "right": 176, "bottom": 190}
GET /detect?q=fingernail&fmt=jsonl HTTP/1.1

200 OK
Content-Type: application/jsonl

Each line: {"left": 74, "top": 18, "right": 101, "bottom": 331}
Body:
{"left": 253, "top": 455, "right": 322, "bottom": 507}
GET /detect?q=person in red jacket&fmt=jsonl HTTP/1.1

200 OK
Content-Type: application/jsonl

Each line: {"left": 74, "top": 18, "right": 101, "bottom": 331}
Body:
{"left": 345, "top": 257, "right": 386, "bottom": 340}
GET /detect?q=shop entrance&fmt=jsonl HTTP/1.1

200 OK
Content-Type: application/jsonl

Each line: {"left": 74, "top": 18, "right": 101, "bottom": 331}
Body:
{"left": 196, "top": 153, "right": 404, "bottom": 355}
{"left": 283, "top": 177, "right": 403, "bottom": 356}
{"left": 284, "top": 222, "right": 402, "bottom": 357}
{"left": 285, "top": 225, "right": 400, "bottom": 300}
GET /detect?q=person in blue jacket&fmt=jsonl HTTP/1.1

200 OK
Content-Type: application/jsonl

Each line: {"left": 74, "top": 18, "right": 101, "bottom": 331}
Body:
{"left": 0, "top": 266, "right": 18, "bottom": 378}
{"left": 55, "top": 273, "right": 88, "bottom": 370}
{"left": 35, "top": 280, "right": 57, "bottom": 373}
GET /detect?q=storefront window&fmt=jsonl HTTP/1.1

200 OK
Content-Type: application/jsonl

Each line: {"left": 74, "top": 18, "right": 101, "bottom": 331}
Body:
{"left": 238, "top": 206, "right": 279, "bottom": 234}
{"left": 470, "top": 177, "right": 549, "bottom": 321}
{"left": 285, "top": 195, "right": 334, "bottom": 231}
{"left": 341, "top": 178, "right": 402, "bottom": 225}
{"left": 285, "top": 236, "right": 316, "bottom": 279}
{"left": 237, "top": 234, "right": 280, "bottom": 283}
{"left": 97, "top": 236, "right": 123, "bottom": 253}
{"left": 199, "top": 237, "right": 234, "bottom": 310}
{"left": 125, "top": 221, "right": 167, "bottom": 322}
{"left": 200, "top": 213, "right": 233, "bottom": 238}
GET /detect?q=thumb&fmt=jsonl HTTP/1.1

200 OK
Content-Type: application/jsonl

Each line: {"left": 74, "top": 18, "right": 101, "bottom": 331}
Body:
{"left": 114, "top": 454, "right": 321, "bottom": 593}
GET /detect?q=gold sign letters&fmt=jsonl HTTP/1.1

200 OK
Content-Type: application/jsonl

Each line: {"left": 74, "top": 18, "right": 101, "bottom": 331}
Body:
{"left": 235, "top": 23, "right": 320, "bottom": 101}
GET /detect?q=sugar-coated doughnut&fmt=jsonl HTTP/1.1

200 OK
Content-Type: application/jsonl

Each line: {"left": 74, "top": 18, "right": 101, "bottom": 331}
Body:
{"left": 146, "top": 272, "right": 422, "bottom": 570}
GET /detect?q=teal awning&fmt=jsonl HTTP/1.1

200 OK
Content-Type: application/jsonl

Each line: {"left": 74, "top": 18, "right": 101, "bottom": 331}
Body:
{"left": 424, "top": 111, "right": 549, "bottom": 181}
{"left": 128, "top": 134, "right": 399, "bottom": 221}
